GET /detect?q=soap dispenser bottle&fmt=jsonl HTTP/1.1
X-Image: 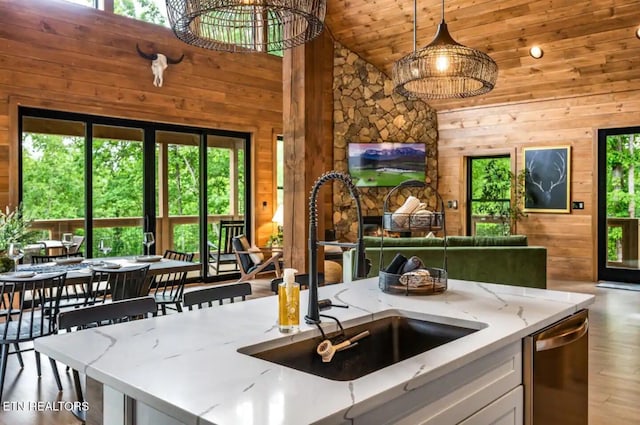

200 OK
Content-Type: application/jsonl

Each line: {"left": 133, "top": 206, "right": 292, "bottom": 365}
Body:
{"left": 278, "top": 268, "right": 300, "bottom": 333}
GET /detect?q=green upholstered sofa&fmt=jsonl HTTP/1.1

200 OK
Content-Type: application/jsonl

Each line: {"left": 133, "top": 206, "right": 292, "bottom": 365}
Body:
{"left": 343, "top": 235, "right": 547, "bottom": 289}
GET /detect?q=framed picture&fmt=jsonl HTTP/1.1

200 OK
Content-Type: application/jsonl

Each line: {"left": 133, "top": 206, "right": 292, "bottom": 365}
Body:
{"left": 523, "top": 146, "right": 571, "bottom": 213}
{"left": 348, "top": 142, "right": 426, "bottom": 187}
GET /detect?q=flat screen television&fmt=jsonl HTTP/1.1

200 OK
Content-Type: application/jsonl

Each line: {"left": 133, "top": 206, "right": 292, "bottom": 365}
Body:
{"left": 348, "top": 142, "right": 426, "bottom": 187}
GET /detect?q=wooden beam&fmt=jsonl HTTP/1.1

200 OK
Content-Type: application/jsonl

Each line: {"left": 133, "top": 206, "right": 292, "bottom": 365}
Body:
{"left": 282, "top": 31, "right": 334, "bottom": 272}
{"left": 103, "top": 0, "right": 114, "bottom": 13}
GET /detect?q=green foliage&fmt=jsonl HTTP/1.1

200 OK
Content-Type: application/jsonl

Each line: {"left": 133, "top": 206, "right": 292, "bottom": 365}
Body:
{"left": 471, "top": 158, "right": 511, "bottom": 202}
{"left": 114, "top": 0, "right": 166, "bottom": 25}
{"left": 607, "top": 227, "right": 622, "bottom": 261}
{"left": 207, "top": 149, "right": 231, "bottom": 214}
{"left": 267, "top": 225, "right": 283, "bottom": 247}
{"left": 349, "top": 169, "right": 425, "bottom": 187}
{"left": 475, "top": 223, "right": 505, "bottom": 237}
{"left": 470, "top": 158, "right": 527, "bottom": 236}
{"left": 606, "top": 134, "right": 640, "bottom": 218}
{"left": 605, "top": 134, "right": 640, "bottom": 261}
{"left": 0, "top": 204, "right": 38, "bottom": 250}
{"left": 173, "top": 224, "right": 199, "bottom": 254}
{"left": 169, "top": 144, "right": 199, "bottom": 216}
{"left": 93, "top": 138, "right": 143, "bottom": 218}
{"left": 22, "top": 134, "right": 85, "bottom": 219}
{"left": 93, "top": 227, "right": 144, "bottom": 257}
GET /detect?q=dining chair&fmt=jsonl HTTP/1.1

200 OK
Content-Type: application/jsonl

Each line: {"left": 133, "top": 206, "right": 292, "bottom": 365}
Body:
{"left": 162, "top": 249, "right": 193, "bottom": 262}
{"left": 183, "top": 282, "right": 252, "bottom": 310}
{"left": 232, "top": 235, "right": 282, "bottom": 282}
{"left": 147, "top": 250, "right": 194, "bottom": 315}
{"left": 271, "top": 273, "right": 325, "bottom": 294}
{"left": 208, "top": 220, "right": 245, "bottom": 275}
{"left": 24, "top": 251, "right": 91, "bottom": 313}
{"left": 87, "top": 264, "right": 150, "bottom": 304}
{"left": 0, "top": 272, "right": 66, "bottom": 402}
{"left": 57, "top": 296, "right": 157, "bottom": 423}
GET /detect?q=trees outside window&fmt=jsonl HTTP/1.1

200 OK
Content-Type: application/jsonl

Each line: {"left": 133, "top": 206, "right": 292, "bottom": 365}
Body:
{"left": 468, "top": 156, "right": 526, "bottom": 236}
{"left": 114, "top": 0, "right": 167, "bottom": 26}
{"left": 605, "top": 133, "right": 640, "bottom": 261}
{"left": 62, "top": 0, "right": 169, "bottom": 26}
{"left": 92, "top": 131, "right": 145, "bottom": 256}
{"left": 22, "top": 132, "right": 85, "bottom": 222}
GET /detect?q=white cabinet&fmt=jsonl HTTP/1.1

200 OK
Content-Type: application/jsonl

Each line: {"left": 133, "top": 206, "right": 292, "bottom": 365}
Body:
{"left": 353, "top": 341, "right": 522, "bottom": 425}
{"left": 458, "top": 386, "right": 523, "bottom": 425}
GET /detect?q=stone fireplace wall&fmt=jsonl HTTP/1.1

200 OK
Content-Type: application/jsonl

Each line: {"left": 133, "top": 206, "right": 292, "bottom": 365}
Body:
{"left": 332, "top": 42, "right": 439, "bottom": 240}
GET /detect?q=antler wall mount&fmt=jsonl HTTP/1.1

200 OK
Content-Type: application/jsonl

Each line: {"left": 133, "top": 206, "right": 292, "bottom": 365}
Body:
{"left": 136, "top": 44, "right": 184, "bottom": 88}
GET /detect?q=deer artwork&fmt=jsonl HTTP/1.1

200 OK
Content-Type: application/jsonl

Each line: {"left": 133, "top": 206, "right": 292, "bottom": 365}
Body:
{"left": 525, "top": 150, "right": 568, "bottom": 208}
{"left": 136, "top": 44, "right": 184, "bottom": 87}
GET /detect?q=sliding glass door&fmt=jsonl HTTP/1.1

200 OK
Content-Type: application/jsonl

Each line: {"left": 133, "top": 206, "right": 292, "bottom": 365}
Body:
{"left": 19, "top": 108, "right": 250, "bottom": 280}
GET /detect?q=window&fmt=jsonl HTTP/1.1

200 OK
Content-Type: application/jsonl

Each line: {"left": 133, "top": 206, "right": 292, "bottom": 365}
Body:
{"left": 62, "top": 0, "right": 100, "bottom": 7}
{"left": 467, "top": 156, "right": 512, "bottom": 236}
{"left": 61, "top": 0, "right": 169, "bottom": 27}
{"left": 114, "top": 0, "right": 169, "bottom": 27}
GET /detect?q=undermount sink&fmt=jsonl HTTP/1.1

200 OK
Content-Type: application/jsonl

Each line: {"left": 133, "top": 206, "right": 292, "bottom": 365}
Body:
{"left": 239, "top": 310, "right": 486, "bottom": 381}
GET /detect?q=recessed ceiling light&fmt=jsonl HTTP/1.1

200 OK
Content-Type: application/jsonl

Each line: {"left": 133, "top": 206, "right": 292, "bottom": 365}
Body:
{"left": 529, "top": 46, "right": 544, "bottom": 59}
{"left": 636, "top": 27, "right": 640, "bottom": 39}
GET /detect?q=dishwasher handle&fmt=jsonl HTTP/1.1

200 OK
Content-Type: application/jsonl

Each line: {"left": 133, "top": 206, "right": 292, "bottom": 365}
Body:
{"left": 535, "top": 314, "right": 589, "bottom": 352}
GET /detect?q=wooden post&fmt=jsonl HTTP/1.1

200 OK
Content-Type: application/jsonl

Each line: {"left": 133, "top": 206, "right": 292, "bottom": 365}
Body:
{"left": 282, "top": 31, "right": 334, "bottom": 272}
{"left": 102, "top": 0, "right": 114, "bottom": 12}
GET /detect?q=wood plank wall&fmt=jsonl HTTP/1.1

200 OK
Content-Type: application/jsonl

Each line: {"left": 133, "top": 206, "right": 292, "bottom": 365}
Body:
{"left": 437, "top": 90, "right": 640, "bottom": 282}
{"left": 0, "top": 0, "right": 283, "bottom": 245}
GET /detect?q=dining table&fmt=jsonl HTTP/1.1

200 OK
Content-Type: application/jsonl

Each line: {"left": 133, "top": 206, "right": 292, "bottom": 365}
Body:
{"left": 13, "top": 255, "right": 201, "bottom": 285}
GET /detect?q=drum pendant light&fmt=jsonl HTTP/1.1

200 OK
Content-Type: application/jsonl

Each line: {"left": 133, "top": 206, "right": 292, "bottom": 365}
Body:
{"left": 393, "top": 0, "right": 498, "bottom": 99}
{"left": 166, "top": 0, "right": 326, "bottom": 53}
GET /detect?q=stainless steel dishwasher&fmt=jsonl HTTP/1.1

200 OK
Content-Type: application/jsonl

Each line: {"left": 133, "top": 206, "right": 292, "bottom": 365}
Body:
{"left": 524, "top": 309, "right": 589, "bottom": 425}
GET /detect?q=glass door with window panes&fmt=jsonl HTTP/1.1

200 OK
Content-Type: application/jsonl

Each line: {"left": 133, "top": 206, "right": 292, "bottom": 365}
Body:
{"left": 205, "top": 134, "right": 248, "bottom": 279}
{"left": 598, "top": 127, "right": 640, "bottom": 283}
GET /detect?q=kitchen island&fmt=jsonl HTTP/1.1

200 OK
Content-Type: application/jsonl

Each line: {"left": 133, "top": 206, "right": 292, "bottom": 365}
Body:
{"left": 35, "top": 278, "right": 594, "bottom": 425}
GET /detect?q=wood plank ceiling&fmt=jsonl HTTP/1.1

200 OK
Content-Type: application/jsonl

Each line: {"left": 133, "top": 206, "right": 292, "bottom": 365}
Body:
{"left": 325, "top": 0, "right": 640, "bottom": 110}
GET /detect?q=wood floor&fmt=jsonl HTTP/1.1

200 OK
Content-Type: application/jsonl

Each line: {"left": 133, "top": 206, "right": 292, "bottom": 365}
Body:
{"left": 0, "top": 279, "right": 638, "bottom": 425}
{"left": 551, "top": 280, "right": 640, "bottom": 425}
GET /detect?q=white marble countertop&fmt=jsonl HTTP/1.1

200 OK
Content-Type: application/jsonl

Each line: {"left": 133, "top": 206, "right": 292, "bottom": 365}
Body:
{"left": 35, "top": 278, "right": 594, "bottom": 425}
